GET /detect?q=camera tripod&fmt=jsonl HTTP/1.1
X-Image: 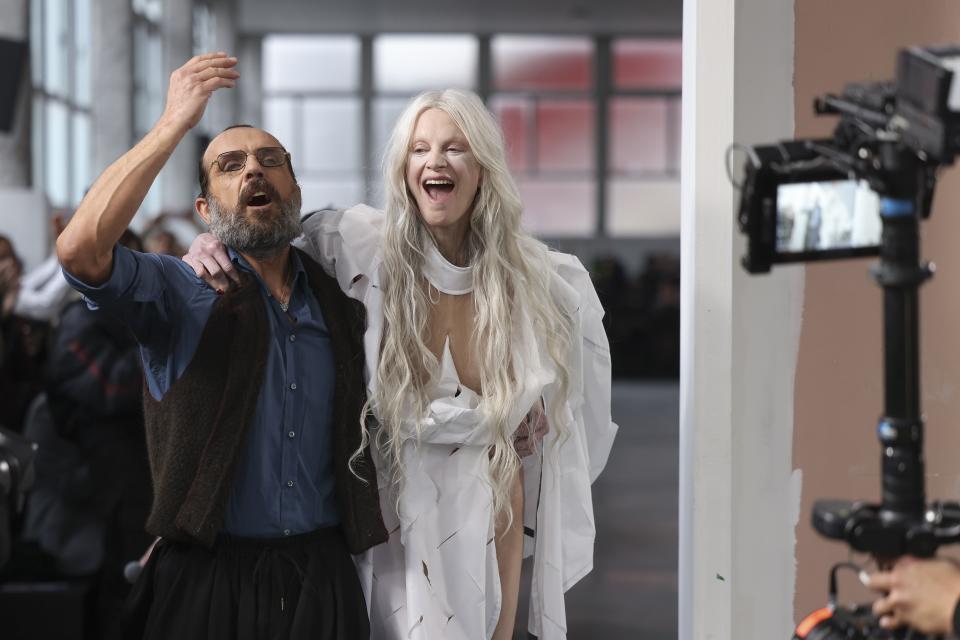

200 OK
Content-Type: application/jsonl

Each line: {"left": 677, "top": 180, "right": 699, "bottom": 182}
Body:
{"left": 801, "top": 141, "right": 960, "bottom": 639}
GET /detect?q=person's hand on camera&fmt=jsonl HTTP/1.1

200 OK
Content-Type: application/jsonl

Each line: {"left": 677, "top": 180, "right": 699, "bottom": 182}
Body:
{"left": 183, "top": 233, "right": 239, "bottom": 293}
{"left": 866, "top": 555, "right": 960, "bottom": 634}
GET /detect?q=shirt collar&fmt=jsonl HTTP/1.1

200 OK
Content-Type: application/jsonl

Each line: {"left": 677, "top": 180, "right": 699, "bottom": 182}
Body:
{"left": 227, "top": 245, "right": 306, "bottom": 288}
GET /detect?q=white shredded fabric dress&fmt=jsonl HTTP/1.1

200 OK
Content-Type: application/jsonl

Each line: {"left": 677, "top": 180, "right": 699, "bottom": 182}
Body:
{"left": 295, "top": 205, "right": 618, "bottom": 640}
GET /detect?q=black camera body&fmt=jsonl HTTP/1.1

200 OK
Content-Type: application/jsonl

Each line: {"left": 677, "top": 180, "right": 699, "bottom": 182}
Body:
{"left": 737, "top": 46, "right": 960, "bottom": 275}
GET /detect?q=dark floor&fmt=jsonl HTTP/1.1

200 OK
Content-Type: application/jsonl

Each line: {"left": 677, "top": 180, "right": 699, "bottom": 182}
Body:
{"left": 1, "top": 381, "right": 679, "bottom": 639}
{"left": 515, "top": 381, "right": 679, "bottom": 639}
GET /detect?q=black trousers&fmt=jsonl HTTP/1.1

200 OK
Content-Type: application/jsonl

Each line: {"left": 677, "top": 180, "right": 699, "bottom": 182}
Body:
{"left": 122, "top": 527, "right": 369, "bottom": 640}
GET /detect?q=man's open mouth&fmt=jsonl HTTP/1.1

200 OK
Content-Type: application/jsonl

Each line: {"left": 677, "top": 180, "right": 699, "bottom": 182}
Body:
{"left": 246, "top": 191, "right": 273, "bottom": 207}
{"left": 423, "top": 178, "right": 455, "bottom": 202}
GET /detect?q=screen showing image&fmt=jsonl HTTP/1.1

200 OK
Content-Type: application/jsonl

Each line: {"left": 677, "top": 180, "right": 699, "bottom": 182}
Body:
{"left": 775, "top": 179, "right": 881, "bottom": 253}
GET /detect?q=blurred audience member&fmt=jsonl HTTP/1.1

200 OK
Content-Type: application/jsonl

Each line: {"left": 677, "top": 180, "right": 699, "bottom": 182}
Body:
{"left": 13, "top": 213, "right": 77, "bottom": 324}
{"left": 0, "top": 235, "right": 21, "bottom": 318}
{"left": 19, "top": 228, "right": 152, "bottom": 640}
{"left": 0, "top": 235, "right": 49, "bottom": 432}
{"left": 143, "top": 228, "right": 184, "bottom": 257}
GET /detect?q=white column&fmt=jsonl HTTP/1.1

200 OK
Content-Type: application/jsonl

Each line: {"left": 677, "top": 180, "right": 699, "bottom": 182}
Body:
{"left": 680, "top": 0, "right": 801, "bottom": 637}
{"left": 0, "top": 0, "right": 29, "bottom": 188}
{"left": 160, "top": 0, "right": 199, "bottom": 209}
{"left": 237, "top": 35, "right": 262, "bottom": 127}
{"left": 91, "top": 0, "right": 134, "bottom": 174}
{"left": 206, "top": 0, "right": 238, "bottom": 132}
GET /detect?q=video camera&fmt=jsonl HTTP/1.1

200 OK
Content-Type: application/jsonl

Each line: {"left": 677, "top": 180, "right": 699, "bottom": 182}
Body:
{"left": 737, "top": 46, "right": 959, "bottom": 273}
{"left": 735, "top": 46, "right": 960, "bottom": 639}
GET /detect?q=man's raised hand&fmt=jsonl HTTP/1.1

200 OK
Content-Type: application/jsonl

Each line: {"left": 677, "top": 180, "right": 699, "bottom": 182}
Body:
{"left": 159, "top": 53, "right": 239, "bottom": 133}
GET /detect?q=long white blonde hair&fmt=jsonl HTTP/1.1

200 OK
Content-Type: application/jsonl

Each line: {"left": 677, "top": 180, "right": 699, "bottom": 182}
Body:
{"left": 362, "top": 89, "right": 574, "bottom": 521}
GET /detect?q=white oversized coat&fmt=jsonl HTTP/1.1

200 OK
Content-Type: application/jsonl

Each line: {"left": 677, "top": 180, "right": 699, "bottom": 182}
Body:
{"left": 295, "top": 205, "right": 618, "bottom": 640}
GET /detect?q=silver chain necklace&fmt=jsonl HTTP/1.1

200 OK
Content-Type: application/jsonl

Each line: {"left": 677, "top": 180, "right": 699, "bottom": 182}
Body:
{"left": 277, "top": 267, "right": 293, "bottom": 313}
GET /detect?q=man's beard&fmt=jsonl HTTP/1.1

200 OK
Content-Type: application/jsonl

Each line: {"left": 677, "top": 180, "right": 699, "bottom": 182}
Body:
{"left": 207, "top": 180, "right": 303, "bottom": 260}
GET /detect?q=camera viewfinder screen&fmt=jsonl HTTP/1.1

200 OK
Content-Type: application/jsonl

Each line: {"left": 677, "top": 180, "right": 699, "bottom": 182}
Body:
{"left": 776, "top": 180, "right": 881, "bottom": 254}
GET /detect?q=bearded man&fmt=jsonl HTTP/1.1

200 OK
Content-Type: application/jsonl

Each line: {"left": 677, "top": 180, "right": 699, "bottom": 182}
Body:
{"left": 56, "top": 52, "right": 386, "bottom": 640}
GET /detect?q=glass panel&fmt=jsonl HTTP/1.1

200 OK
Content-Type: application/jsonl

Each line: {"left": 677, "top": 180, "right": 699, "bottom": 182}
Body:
{"left": 301, "top": 98, "right": 361, "bottom": 172}
{"left": 45, "top": 100, "right": 69, "bottom": 206}
{"left": 131, "top": 0, "right": 162, "bottom": 22}
{"left": 299, "top": 179, "right": 364, "bottom": 212}
{"left": 31, "top": 96, "right": 44, "bottom": 193}
{"left": 607, "top": 179, "right": 681, "bottom": 236}
{"left": 609, "top": 98, "right": 668, "bottom": 174}
{"left": 374, "top": 35, "right": 476, "bottom": 92}
{"left": 74, "top": 0, "right": 91, "bottom": 106}
{"left": 490, "top": 96, "right": 530, "bottom": 173}
{"left": 192, "top": 3, "right": 215, "bottom": 57}
{"left": 613, "top": 39, "right": 682, "bottom": 90}
{"left": 263, "top": 36, "right": 360, "bottom": 93}
{"left": 133, "top": 25, "right": 163, "bottom": 135}
{"left": 132, "top": 179, "right": 162, "bottom": 230}
{"left": 492, "top": 36, "right": 592, "bottom": 92}
{"left": 372, "top": 96, "right": 411, "bottom": 159}
{"left": 44, "top": 0, "right": 69, "bottom": 96}
{"left": 263, "top": 97, "right": 297, "bottom": 157}
{"left": 668, "top": 97, "right": 681, "bottom": 173}
{"left": 537, "top": 99, "right": 594, "bottom": 173}
{"left": 30, "top": 0, "right": 43, "bottom": 86}
{"left": 71, "top": 112, "right": 91, "bottom": 204}
{"left": 369, "top": 97, "right": 413, "bottom": 207}
{"left": 517, "top": 178, "right": 594, "bottom": 236}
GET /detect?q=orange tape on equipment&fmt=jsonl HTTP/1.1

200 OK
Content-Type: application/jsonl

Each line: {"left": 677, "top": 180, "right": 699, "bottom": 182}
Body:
{"left": 795, "top": 607, "right": 833, "bottom": 638}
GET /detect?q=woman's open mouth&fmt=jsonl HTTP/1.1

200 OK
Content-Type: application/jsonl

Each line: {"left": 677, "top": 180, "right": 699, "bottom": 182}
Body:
{"left": 423, "top": 178, "right": 456, "bottom": 204}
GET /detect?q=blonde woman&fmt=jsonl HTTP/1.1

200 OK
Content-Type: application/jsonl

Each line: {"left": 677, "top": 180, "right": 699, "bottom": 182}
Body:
{"left": 187, "top": 90, "right": 617, "bottom": 640}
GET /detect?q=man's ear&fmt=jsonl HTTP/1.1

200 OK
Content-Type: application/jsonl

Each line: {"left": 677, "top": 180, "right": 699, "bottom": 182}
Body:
{"left": 195, "top": 196, "right": 211, "bottom": 225}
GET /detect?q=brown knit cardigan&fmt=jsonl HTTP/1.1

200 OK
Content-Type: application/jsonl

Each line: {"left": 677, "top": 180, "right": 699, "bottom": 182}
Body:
{"left": 141, "top": 248, "right": 387, "bottom": 554}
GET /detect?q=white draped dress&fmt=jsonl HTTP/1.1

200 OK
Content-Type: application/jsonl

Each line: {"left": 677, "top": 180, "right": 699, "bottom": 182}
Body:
{"left": 295, "top": 205, "right": 618, "bottom": 640}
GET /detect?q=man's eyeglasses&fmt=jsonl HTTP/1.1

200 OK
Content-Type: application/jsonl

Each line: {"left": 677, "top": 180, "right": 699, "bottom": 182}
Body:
{"left": 211, "top": 147, "right": 289, "bottom": 173}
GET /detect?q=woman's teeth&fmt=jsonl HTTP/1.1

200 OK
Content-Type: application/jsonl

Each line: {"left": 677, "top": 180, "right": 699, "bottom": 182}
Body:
{"left": 424, "top": 178, "right": 455, "bottom": 201}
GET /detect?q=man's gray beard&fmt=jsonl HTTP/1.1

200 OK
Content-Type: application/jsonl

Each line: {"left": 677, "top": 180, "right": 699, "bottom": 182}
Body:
{"left": 207, "top": 191, "right": 303, "bottom": 260}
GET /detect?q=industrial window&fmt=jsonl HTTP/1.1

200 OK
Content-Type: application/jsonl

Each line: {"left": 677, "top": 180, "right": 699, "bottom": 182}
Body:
{"left": 260, "top": 33, "right": 681, "bottom": 237}
{"left": 132, "top": 0, "right": 164, "bottom": 218}
{"left": 30, "top": 0, "right": 92, "bottom": 208}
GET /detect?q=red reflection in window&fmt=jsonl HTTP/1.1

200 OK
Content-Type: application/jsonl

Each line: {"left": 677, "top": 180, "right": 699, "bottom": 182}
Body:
{"left": 491, "top": 97, "right": 529, "bottom": 172}
{"left": 537, "top": 100, "right": 594, "bottom": 172}
{"left": 518, "top": 178, "right": 595, "bottom": 236}
{"left": 609, "top": 98, "right": 668, "bottom": 174}
{"left": 613, "top": 39, "right": 681, "bottom": 90}
{"left": 493, "top": 37, "right": 592, "bottom": 91}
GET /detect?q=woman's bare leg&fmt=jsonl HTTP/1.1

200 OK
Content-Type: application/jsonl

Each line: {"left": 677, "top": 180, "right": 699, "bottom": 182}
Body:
{"left": 492, "top": 470, "right": 525, "bottom": 640}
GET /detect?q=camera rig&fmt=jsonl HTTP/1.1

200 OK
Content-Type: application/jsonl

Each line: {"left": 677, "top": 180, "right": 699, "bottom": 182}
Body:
{"left": 735, "top": 46, "right": 960, "bottom": 639}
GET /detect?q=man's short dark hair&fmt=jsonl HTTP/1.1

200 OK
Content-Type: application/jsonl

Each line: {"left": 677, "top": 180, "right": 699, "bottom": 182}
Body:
{"left": 197, "top": 124, "right": 297, "bottom": 197}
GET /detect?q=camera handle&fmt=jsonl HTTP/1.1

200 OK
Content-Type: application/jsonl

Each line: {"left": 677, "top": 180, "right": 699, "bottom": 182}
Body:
{"left": 800, "top": 186, "right": 959, "bottom": 638}
{"left": 809, "top": 134, "right": 960, "bottom": 556}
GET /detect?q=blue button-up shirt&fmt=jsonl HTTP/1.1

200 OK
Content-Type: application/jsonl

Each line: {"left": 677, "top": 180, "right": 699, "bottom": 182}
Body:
{"left": 63, "top": 245, "right": 339, "bottom": 537}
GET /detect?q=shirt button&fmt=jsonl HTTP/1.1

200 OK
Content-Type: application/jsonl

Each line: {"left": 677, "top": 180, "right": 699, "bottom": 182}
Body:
{"left": 283, "top": 529, "right": 291, "bottom": 536}
{"left": 289, "top": 383, "right": 297, "bottom": 390}
{"left": 288, "top": 431, "right": 295, "bottom": 438}
{"left": 287, "top": 480, "right": 294, "bottom": 487}
{"left": 289, "top": 334, "right": 296, "bottom": 343}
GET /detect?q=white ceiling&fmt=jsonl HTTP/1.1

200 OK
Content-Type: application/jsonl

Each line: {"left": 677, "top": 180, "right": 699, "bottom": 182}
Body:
{"left": 236, "top": 0, "right": 682, "bottom": 36}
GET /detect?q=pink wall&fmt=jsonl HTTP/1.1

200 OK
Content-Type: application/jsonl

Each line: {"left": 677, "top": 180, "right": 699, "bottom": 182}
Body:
{"left": 794, "top": 0, "right": 960, "bottom": 620}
